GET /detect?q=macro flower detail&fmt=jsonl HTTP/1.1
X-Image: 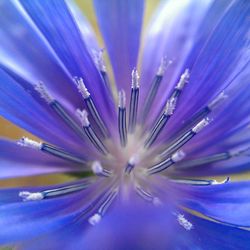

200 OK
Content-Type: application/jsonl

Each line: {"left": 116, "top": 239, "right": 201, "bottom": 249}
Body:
{"left": 0, "top": 0, "right": 250, "bottom": 249}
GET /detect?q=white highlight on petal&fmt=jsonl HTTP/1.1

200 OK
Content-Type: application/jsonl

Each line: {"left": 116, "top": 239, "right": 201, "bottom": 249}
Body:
{"left": 177, "top": 214, "right": 193, "bottom": 231}
{"left": 164, "top": 97, "right": 177, "bottom": 115}
{"left": 74, "top": 77, "right": 90, "bottom": 99}
{"left": 192, "top": 118, "right": 210, "bottom": 133}
{"left": 34, "top": 82, "right": 53, "bottom": 103}
{"left": 171, "top": 150, "right": 185, "bottom": 162}
{"left": 157, "top": 56, "right": 173, "bottom": 76}
{"left": 208, "top": 91, "right": 227, "bottom": 110}
{"left": 176, "top": 69, "right": 190, "bottom": 90}
{"left": 76, "top": 109, "right": 90, "bottom": 127}
{"left": 19, "top": 191, "right": 44, "bottom": 201}
{"left": 118, "top": 90, "right": 126, "bottom": 108}
{"left": 88, "top": 213, "right": 102, "bottom": 226}
{"left": 17, "top": 137, "right": 42, "bottom": 150}
{"left": 92, "top": 161, "right": 104, "bottom": 175}
{"left": 131, "top": 68, "right": 140, "bottom": 88}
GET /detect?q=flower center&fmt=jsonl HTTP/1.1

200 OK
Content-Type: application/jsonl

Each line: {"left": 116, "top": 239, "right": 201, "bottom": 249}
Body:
{"left": 16, "top": 55, "right": 248, "bottom": 226}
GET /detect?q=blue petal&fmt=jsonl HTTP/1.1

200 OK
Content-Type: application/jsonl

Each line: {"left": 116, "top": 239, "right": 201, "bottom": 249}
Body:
{"left": 22, "top": 197, "right": 250, "bottom": 250}
{"left": 94, "top": 0, "right": 144, "bottom": 95}
{"left": 179, "top": 181, "right": 250, "bottom": 227}
{"left": 140, "top": 0, "right": 215, "bottom": 116}
{"left": 0, "top": 69, "right": 92, "bottom": 152}
{"left": 0, "top": 1, "right": 82, "bottom": 108}
{"left": 0, "top": 180, "right": 103, "bottom": 245}
{"left": 141, "top": 0, "right": 250, "bottom": 133}
{"left": 19, "top": 0, "right": 116, "bottom": 126}
{"left": 0, "top": 139, "right": 80, "bottom": 179}
{"left": 65, "top": 0, "right": 99, "bottom": 51}
{"left": 4, "top": 192, "right": 250, "bottom": 249}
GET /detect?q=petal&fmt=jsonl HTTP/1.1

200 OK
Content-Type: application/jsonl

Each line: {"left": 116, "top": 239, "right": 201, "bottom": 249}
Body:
{"left": 19, "top": 0, "right": 116, "bottom": 126}
{"left": 0, "top": 180, "right": 103, "bottom": 245}
{"left": 140, "top": 0, "right": 215, "bottom": 116}
{"left": 24, "top": 196, "right": 250, "bottom": 250}
{"left": 0, "top": 69, "right": 91, "bottom": 152}
{"left": 94, "top": 0, "right": 144, "bottom": 95}
{"left": 0, "top": 1, "right": 81, "bottom": 107}
{"left": 65, "top": 0, "right": 99, "bottom": 51}
{"left": 141, "top": 0, "right": 250, "bottom": 133}
{"left": 179, "top": 181, "right": 250, "bottom": 227}
{"left": 0, "top": 139, "right": 80, "bottom": 179}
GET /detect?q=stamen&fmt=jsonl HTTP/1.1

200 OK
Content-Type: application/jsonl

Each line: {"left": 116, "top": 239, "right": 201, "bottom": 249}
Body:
{"left": 94, "top": 48, "right": 106, "bottom": 73}
{"left": 77, "top": 109, "right": 109, "bottom": 155}
{"left": 229, "top": 145, "right": 250, "bottom": 157}
{"left": 144, "top": 98, "right": 175, "bottom": 149}
{"left": 175, "top": 69, "right": 190, "bottom": 90}
{"left": 171, "top": 177, "right": 230, "bottom": 186}
{"left": 17, "top": 137, "right": 42, "bottom": 150}
{"left": 128, "top": 68, "right": 140, "bottom": 133}
{"left": 135, "top": 184, "right": 161, "bottom": 206}
{"left": 93, "top": 49, "right": 114, "bottom": 98}
{"left": 125, "top": 154, "right": 140, "bottom": 174}
{"left": 207, "top": 91, "right": 227, "bottom": 110}
{"left": 34, "top": 82, "right": 54, "bottom": 104}
{"left": 88, "top": 188, "right": 118, "bottom": 226}
{"left": 19, "top": 180, "right": 91, "bottom": 201}
{"left": 35, "top": 82, "right": 86, "bottom": 139}
{"left": 74, "top": 77, "right": 109, "bottom": 138}
{"left": 18, "top": 137, "right": 86, "bottom": 165}
{"left": 144, "top": 69, "right": 190, "bottom": 149}
{"left": 160, "top": 118, "right": 210, "bottom": 159}
{"left": 177, "top": 145, "right": 250, "bottom": 169}
{"left": 147, "top": 150, "right": 185, "bottom": 175}
{"left": 176, "top": 214, "right": 193, "bottom": 231}
{"left": 142, "top": 57, "right": 172, "bottom": 122}
{"left": 91, "top": 161, "right": 112, "bottom": 177}
{"left": 184, "top": 91, "right": 227, "bottom": 128}
{"left": 19, "top": 191, "right": 44, "bottom": 201}
{"left": 178, "top": 152, "right": 230, "bottom": 168}
{"left": 118, "top": 90, "right": 127, "bottom": 147}
{"left": 157, "top": 57, "right": 173, "bottom": 76}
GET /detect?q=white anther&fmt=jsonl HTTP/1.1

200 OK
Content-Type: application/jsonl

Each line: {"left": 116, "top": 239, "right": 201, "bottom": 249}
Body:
{"left": 93, "top": 49, "right": 106, "bottom": 72}
{"left": 157, "top": 57, "right": 172, "bottom": 76}
{"left": 131, "top": 68, "right": 140, "bottom": 89}
{"left": 208, "top": 92, "right": 228, "bottom": 110}
{"left": 164, "top": 97, "right": 177, "bottom": 115}
{"left": 118, "top": 90, "right": 126, "bottom": 108}
{"left": 177, "top": 214, "right": 193, "bottom": 231}
{"left": 91, "top": 161, "right": 104, "bottom": 175}
{"left": 211, "top": 177, "right": 230, "bottom": 185}
{"left": 128, "top": 154, "right": 140, "bottom": 166}
{"left": 74, "top": 77, "right": 90, "bottom": 99}
{"left": 176, "top": 69, "right": 190, "bottom": 90}
{"left": 76, "top": 109, "right": 90, "bottom": 127}
{"left": 34, "top": 82, "right": 53, "bottom": 103}
{"left": 19, "top": 191, "right": 44, "bottom": 201}
{"left": 192, "top": 118, "right": 210, "bottom": 133}
{"left": 88, "top": 213, "right": 102, "bottom": 226}
{"left": 171, "top": 150, "right": 186, "bottom": 162}
{"left": 17, "top": 137, "right": 42, "bottom": 150}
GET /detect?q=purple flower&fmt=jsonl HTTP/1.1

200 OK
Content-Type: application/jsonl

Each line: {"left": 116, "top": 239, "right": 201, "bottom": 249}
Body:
{"left": 0, "top": 0, "right": 250, "bottom": 249}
